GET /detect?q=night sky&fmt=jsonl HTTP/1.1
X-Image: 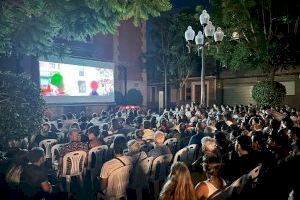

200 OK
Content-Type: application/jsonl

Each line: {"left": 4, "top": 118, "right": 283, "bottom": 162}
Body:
{"left": 171, "top": 0, "right": 209, "bottom": 9}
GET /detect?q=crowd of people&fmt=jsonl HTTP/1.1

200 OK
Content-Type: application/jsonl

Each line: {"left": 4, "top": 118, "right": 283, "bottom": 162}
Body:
{"left": 0, "top": 103, "right": 300, "bottom": 200}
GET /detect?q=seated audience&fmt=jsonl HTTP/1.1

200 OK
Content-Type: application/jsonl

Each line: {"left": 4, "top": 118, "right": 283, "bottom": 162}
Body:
{"left": 59, "top": 129, "right": 88, "bottom": 172}
{"left": 5, "top": 149, "right": 28, "bottom": 186}
{"left": 225, "top": 135, "right": 258, "bottom": 181}
{"left": 127, "top": 140, "right": 147, "bottom": 163}
{"left": 148, "top": 131, "right": 171, "bottom": 158}
{"left": 142, "top": 120, "right": 155, "bottom": 141}
{"left": 87, "top": 126, "right": 101, "bottom": 149}
{"left": 20, "top": 147, "right": 52, "bottom": 199}
{"left": 195, "top": 154, "right": 226, "bottom": 200}
{"left": 189, "top": 122, "right": 207, "bottom": 145}
{"left": 135, "top": 129, "right": 144, "bottom": 145}
{"left": 32, "top": 123, "right": 58, "bottom": 146}
{"left": 99, "top": 135, "right": 132, "bottom": 193}
{"left": 160, "top": 162, "right": 197, "bottom": 200}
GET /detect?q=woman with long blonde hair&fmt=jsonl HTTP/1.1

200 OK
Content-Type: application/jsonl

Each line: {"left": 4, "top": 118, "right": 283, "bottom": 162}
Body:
{"left": 159, "top": 162, "right": 197, "bottom": 200}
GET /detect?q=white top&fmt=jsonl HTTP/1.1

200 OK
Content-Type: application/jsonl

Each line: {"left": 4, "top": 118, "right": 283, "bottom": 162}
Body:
{"left": 100, "top": 156, "right": 132, "bottom": 179}
{"left": 204, "top": 179, "right": 227, "bottom": 198}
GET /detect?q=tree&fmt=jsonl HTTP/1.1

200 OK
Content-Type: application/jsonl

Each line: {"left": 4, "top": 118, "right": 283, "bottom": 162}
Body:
{"left": 0, "top": 71, "right": 45, "bottom": 149}
{"left": 252, "top": 80, "right": 286, "bottom": 106}
{"left": 205, "top": 0, "right": 299, "bottom": 80}
{"left": 145, "top": 8, "right": 203, "bottom": 92}
{"left": 0, "top": 0, "right": 172, "bottom": 68}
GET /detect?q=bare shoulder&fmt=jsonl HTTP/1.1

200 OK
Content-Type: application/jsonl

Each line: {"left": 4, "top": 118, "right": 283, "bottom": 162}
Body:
{"left": 195, "top": 181, "right": 208, "bottom": 199}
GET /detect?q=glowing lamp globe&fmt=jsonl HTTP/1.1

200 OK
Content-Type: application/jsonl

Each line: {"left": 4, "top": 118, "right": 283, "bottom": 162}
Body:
{"left": 185, "top": 26, "right": 195, "bottom": 41}
{"left": 199, "top": 10, "right": 210, "bottom": 26}
{"left": 204, "top": 21, "right": 215, "bottom": 37}
{"left": 214, "top": 27, "right": 224, "bottom": 43}
{"left": 195, "top": 31, "right": 204, "bottom": 45}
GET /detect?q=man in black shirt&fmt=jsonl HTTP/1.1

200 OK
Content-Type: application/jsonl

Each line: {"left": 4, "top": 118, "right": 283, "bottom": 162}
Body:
{"left": 20, "top": 147, "right": 52, "bottom": 199}
{"left": 225, "top": 135, "right": 258, "bottom": 181}
{"left": 33, "top": 123, "right": 58, "bottom": 146}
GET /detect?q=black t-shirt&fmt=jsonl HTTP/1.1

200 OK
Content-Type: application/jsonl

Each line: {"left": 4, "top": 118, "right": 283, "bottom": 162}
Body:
{"left": 20, "top": 164, "right": 48, "bottom": 198}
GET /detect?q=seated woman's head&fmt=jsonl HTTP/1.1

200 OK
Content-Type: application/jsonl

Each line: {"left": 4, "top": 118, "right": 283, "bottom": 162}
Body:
{"left": 88, "top": 126, "right": 100, "bottom": 141}
{"left": 202, "top": 154, "right": 222, "bottom": 177}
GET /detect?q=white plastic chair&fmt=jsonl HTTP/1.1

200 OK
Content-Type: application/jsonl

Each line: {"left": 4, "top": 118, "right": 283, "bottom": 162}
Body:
{"left": 61, "top": 151, "right": 87, "bottom": 194}
{"left": 56, "top": 131, "right": 65, "bottom": 143}
{"left": 149, "top": 154, "right": 173, "bottom": 200}
{"left": 228, "top": 174, "right": 249, "bottom": 196}
{"left": 173, "top": 147, "right": 189, "bottom": 165}
{"left": 103, "top": 135, "right": 114, "bottom": 145}
{"left": 39, "top": 139, "right": 58, "bottom": 159}
{"left": 101, "top": 165, "right": 132, "bottom": 200}
{"left": 51, "top": 143, "right": 63, "bottom": 170}
{"left": 87, "top": 145, "right": 108, "bottom": 188}
{"left": 128, "top": 157, "right": 154, "bottom": 200}
{"left": 140, "top": 143, "right": 155, "bottom": 153}
{"left": 248, "top": 165, "right": 262, "bottom": 182}
{"left": 164, "top": 138, "right": 178, "bottom": 154}
{"left": 186, "top": 144, "right": 197, "bottom": 166}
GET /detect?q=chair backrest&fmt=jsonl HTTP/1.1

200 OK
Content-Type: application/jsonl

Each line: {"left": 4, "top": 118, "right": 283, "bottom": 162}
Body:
{"left": 87, "top": 145, "right": 108, "bottom": 170}
{"left": 39, "top": 139, "right": 58, "bottom": 159}
{"left": 164, "top": 138, "right": 178, "bottom": 154}
{"left": 150, "top": 154, "right": 173, "bottom": 181}
{"left": 141, "top": 143, "right": 154, "bottom": 153}
{"left": 186, "top": 144, "right": 197, "bottom": 166}
{"left": 228, "top": 174, "right": 249, "bottom": 196}
{"left": 207, "top": 184, "right": 232, "bottom": 200}
{"left": 56, "top": 132, "right": 65, "bottom": 143}
{"left": 51, "top": 143, "right": 64, "bottom": 166}
{"left": 248, "top": 165, "right": 262, "bottom": 181}
{"left": 106, "top": 165, "right": 132, "bottom": 199}
{"left": 103, "top": 135, "right": 114, "bottom": 145}
{"left": 128, "top": 157, "right": 154, "bottom": 189}
{"left": 62, "top": 151, "right": 87, "bottom": 177}
{"left": 173, "top": 147, "right": 189, "bottom": 164}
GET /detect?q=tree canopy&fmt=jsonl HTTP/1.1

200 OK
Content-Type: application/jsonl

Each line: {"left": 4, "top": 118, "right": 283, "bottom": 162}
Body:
{"left": 0, "top": 0, "right": 171, "bottom": 59}
{"left": 205, "top": 0, "right": 300, "bottom": 78}
{"left": 145, "top": 8, "right": 204, "bottom": 89}
{"left": 0, "top": 71, "right": 45, "bottom": 149}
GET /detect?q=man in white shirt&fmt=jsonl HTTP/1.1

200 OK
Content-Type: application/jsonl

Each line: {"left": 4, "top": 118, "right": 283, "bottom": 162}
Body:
{"left": 99, "top": 135, "right": 132, "bottom": 193}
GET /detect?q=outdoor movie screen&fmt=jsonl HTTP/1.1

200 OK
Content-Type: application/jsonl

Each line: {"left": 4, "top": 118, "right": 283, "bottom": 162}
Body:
{"left": 39, "top": 57, "right": 115, "bottom": 104}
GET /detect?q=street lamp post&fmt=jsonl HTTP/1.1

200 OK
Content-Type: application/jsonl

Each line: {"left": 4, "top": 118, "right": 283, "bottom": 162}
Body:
{"left": 184, "top": 10, "right": 224, "bottom": 106}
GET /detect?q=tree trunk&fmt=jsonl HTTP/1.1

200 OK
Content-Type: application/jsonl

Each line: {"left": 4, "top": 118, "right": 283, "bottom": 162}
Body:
{"left": 269, "top": 67, "right": 276, "bottom": 82}
{"left": 15, "top": 54, "right": 23, "bottom": 74}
